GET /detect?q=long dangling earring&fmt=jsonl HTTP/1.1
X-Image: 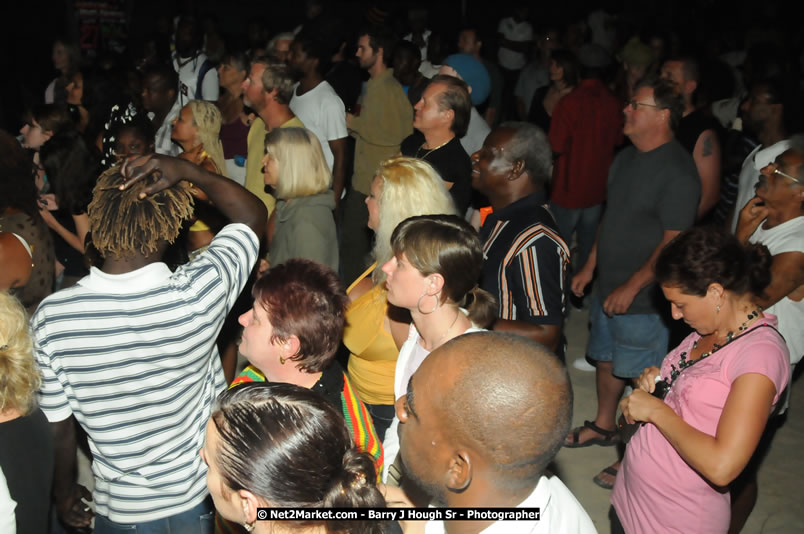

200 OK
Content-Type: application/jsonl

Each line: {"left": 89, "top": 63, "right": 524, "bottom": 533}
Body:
{"left": 417, "top": 292, "right": 439, "bottom": 314}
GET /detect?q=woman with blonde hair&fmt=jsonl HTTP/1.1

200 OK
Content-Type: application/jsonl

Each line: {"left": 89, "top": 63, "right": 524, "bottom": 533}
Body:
{"left": 344, "top": 156, "right": 457, "bottom": 440}
{"left": 262, "top": 127, "right": 338, "bottom": 271}
{"left": 171, "top": 99, "right": 228, "bottom": 253}
{"left": 0, "top": 292, "right": 54, "bottom": 533}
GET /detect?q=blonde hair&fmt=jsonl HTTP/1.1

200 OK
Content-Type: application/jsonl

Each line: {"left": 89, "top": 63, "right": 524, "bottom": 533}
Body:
{"left": 0, "top": 292, "right": 40, "bottom": 415}
{"left": 187, "top": 100, "right": 228, "bottom": 178}
{"left": 264, "top": 127, "right": 332, "bottom": 199}
{"left": 371, "top": 157, "right": 457, "bottom": 284}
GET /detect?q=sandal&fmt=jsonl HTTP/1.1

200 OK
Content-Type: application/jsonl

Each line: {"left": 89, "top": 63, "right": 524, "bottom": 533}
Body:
{"left": 564, "top": 420, "right": 619, "bottom": 448}
{"left": 593, "top": 464, "right": 619, "bottom": 490}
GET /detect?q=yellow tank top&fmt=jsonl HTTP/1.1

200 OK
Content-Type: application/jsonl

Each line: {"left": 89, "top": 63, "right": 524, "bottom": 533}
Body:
{"left": 344, "top": 264, "right": 399, "bottom": 405}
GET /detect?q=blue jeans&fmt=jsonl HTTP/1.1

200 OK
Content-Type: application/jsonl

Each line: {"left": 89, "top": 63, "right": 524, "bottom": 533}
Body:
{"left": 587, "top": 294, "right": 669, "bottom": 378}
{"left": 549, "top": 203, "right": 602, "bottom": 273}
{"left": 93, "top": 498, "right": 214, "bottom": 534}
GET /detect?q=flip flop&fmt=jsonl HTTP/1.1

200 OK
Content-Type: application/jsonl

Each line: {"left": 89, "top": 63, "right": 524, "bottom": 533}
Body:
{"left": 593, "top": 465, "right": 619, "bottom": 490}
{"left": 564, "top": 420, "right": 619, "bottom": 448}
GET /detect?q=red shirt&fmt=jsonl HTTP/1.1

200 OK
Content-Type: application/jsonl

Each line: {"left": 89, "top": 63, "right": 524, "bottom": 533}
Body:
{"left": 548, "top": 79, "right": 623, "bottom": 208}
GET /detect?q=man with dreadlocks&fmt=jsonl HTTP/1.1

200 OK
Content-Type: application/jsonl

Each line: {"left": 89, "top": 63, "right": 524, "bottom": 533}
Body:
{"left": 31, "top": 155, "right": 266, "bottom": 531}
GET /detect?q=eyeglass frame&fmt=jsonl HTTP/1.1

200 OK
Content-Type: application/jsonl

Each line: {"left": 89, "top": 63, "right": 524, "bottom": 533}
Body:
{"left": 773, "top": 167, "right": 802, "bottom": 185}
{"left": 627, "top": 99, "right": 662, "bottom": 111}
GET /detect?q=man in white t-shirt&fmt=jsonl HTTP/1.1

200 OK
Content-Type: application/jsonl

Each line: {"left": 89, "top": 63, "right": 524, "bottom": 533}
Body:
{"left": 737, "top": 138, "right": 804, "bottom": 367}
{"left": 288, "top": 32, "right": 349, "bottom": 205}
{"left": 392, "top": 332, "right": 596, "bottom": 534}
{"left": 172, "top": 15, "right": 219, "bottom": 106}
{"left": 497, "top": 6, "right": 533, "bottom": 120}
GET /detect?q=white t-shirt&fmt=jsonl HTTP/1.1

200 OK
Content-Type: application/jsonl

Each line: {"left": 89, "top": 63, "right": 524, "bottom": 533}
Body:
{"left": 383, "top": 320, "right": 485, "bottom": 481}
{"left": 497, "top": 17, "right": 533, "bottom": 70}
{"left": 749, "top": 216, "right": 804, "bottom": 364}
{"left": 173, "top": 52, "right": 219, "bottom": 106}
{"left": 403, "top": 29, "right": 431, "bottom": 62}
{"left": 460, "top": 107, "right": 491, "bottom": 157}
{"left": 289, "top": 81, "right": 348, "bottom": 171}
{"left": 0, "top": 466, "right": 16, "bottom": 534}
{"left": 425, "top": 476, "right": 597, "bottom": 534}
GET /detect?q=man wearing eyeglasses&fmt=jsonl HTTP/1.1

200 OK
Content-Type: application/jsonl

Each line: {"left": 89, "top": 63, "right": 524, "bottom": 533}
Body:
{"left": 737, "top": 137, "right": 804, "bottom": 370}
{"left": 565, "top": 77, "right": 700, "bottom": 490}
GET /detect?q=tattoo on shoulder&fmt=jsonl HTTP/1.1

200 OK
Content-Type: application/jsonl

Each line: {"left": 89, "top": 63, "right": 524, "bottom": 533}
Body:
{"left": 702, "top": 134, "right": 713, "bottom": 157}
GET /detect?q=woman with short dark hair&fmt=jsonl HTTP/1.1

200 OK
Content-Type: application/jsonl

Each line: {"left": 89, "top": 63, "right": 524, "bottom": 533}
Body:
{"left": 231, "top": 258, "right": 382, "bottom": 474}
{"left": 611, "top": 227, "right": 790, "bottom": 534}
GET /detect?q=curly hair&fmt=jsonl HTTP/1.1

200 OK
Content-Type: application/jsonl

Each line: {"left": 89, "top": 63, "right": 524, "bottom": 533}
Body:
{"left": 187, "top": 100, "right": 228, "bottom": 177}
{"left": 88, "top": 166, "right": 194, "bottom": 259}
{"left": 0, "top": 292, "right": 40, "bottom": 415}
{"left": 371, "top": 157, "right": 457, "bottom": 284}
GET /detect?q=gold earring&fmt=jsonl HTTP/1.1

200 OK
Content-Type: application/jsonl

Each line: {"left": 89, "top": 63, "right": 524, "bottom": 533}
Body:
{"left": 279, "top": 355, "right": 286, "bottom": 365}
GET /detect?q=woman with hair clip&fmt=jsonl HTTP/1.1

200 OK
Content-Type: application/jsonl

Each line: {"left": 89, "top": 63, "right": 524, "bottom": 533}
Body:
{"left": 344, "top": 156, "right": 457, "bottom": 441}
{"left": 262, "top": 127, "right": 338, "bottom": 271}
{"left": 611, "top": 227, "right": 789, "bottom": 534}
{"left": 171, "top": 99, "right": 229, "bottom": 255}
{"left": 380, "top": 214, "right": 497, "bottom": 481}
{"left": 202, "top": 382, "right": 388, "bottom": 534}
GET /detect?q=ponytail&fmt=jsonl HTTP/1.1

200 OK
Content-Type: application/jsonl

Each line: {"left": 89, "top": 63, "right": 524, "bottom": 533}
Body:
{"left": 463, "top": 286, "right": 498, "bottom": 329}
{"left": 322, "top": 449, "right": 386, "bottom": 534}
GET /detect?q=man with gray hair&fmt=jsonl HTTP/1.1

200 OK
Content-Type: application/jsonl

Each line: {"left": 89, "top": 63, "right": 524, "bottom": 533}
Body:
{"left": 471, "top": 122, "right": 570, "bottom": 358}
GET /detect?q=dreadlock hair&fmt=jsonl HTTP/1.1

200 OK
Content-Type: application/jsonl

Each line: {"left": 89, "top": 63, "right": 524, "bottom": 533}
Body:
{"left": 88, "top": 166, "right": 194, "bottom": 259}
{"left": 187, "top": 100, "right": 228, "bottom": 177}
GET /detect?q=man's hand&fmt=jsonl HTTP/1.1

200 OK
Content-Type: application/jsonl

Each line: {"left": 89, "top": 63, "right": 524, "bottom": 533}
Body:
{"left": 571, "top": 267, "right": 594, "bottom": 298}
{"left": 55, "top": 484, "right": 94, "bottom": 528}
{"left": 119, "top": 154, "right": 196, "bottom": 198}
{"left": 603, "top": 282, "right": 639, "bottom": 316}
{"left": 736, "top": 195, "right": 769, "bottom": 243}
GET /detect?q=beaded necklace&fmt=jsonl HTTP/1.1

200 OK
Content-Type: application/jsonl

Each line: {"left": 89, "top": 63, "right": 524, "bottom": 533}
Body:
{"left": 668, "top": 309, "right": 761, "bottom": 385}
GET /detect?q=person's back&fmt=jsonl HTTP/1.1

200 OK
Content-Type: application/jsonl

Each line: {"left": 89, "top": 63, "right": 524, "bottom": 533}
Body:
{"left": 35, "top": 158, "right": 264, "bottom": 529}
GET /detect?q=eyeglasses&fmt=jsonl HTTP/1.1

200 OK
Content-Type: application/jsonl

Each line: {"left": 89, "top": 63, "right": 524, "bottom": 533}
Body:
{"left": 628, "top": 100, "right": 661, "bottom": 111}
{"left": 772, "top": 166, "right": 802, "bottom": 185}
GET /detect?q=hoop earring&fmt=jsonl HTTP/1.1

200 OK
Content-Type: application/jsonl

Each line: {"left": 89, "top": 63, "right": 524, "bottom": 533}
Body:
{"left": 417, "top": 292, "right": 439, "bottom": 314}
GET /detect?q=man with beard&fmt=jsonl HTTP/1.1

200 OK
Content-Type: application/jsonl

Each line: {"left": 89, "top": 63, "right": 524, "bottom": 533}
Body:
{"left": 287, "top": 31, "right": 348, "bottom": 207}
{"left": 342, "top": 26, "right": 412, "bottom": 284}
{"left": 393, "top": 332, "right": 595, "bottom": 533}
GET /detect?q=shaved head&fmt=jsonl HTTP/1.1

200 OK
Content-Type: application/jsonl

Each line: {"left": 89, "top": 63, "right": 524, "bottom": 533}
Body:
{"left": 414, "top": 332, "right": 572, "bottom": 492}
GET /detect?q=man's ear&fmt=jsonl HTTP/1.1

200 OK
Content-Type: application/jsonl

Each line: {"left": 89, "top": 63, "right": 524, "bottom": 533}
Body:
{"left": 445, "top": 449, "right": 472, "bottom": 492}
{"left": 508, "top": 159, "right": 526, "bottom": 180}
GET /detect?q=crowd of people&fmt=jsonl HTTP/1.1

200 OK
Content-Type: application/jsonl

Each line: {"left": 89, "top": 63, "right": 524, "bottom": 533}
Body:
{"left": 1, "top": 2, "right": 803, "bottom": 533}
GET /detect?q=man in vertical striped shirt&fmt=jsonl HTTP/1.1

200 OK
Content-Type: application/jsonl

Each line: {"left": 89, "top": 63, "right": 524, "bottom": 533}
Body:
{"left": 33, "top": 156, "right": 266, "bottom": 531}
{"left": 472, "top": 122, "right": 570, "bottom": 359}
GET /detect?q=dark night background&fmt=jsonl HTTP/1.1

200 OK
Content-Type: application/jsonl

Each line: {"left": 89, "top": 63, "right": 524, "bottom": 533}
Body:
{"left": 0, "top": 0, "right": 799, "bottom": 133}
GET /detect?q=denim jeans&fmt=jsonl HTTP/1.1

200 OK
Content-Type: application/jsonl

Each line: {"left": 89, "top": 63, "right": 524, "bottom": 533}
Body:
{"left": 93, "top": 498, "right": 214, "bottom": 534}
{"left": 549, "top": 203, "right": 603, "bottom": 273}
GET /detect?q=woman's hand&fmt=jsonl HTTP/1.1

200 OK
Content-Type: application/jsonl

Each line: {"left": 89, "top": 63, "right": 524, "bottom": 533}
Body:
{"left": 39, "top": 206, "right": 59, "bottom": 229}
{"left": 620, "top": 389, "right": 668, "bottom": 425}
{"left": 636, "top": 366, "right": 661, "bottom": 393}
